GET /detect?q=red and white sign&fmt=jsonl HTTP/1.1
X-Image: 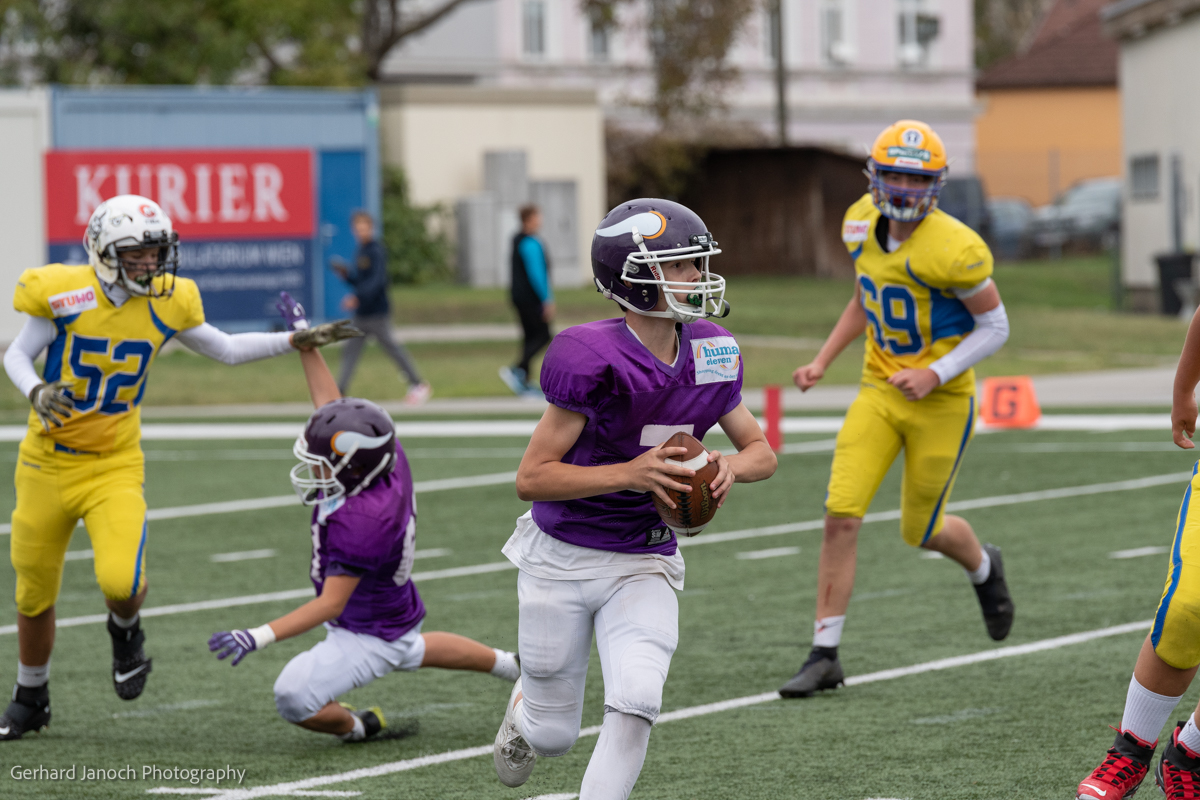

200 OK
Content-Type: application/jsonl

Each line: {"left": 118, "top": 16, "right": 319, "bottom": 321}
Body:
{"left": 45, "top": 149, "right": 314, "bottom": 242}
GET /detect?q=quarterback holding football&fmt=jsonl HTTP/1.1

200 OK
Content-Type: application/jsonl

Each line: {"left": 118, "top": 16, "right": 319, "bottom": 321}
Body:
{"left": 779, "top": 121, "right": 1014, "bottom": 699}
{"left": 0, "top": 195, "right": 358, "bottom": 740}
{"left": 491, "top": 199, "right": 777, "bottom": 799}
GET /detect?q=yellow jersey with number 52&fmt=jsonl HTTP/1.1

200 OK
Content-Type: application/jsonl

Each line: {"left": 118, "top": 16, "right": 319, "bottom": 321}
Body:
{"left": 841, "top": 193, "right": 994, "bottom": 396}
{"left": 13, "top": 264, "right": 205, "bottom": 453}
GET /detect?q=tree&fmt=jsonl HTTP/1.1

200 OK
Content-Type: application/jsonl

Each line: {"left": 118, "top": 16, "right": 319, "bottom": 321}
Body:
{"left": 0, "top": 0, "right": 487, "bottom": 86}
{"left": 974, "top": 0, "right": 1052, "bottom": 70}
{"left": 582, "top": 0, "right": 756, "bottom": 126}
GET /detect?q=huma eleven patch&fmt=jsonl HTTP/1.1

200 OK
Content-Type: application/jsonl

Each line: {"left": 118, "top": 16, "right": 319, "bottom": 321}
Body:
{"left": 694, "top": 336, "right": 740, "bottom": 384}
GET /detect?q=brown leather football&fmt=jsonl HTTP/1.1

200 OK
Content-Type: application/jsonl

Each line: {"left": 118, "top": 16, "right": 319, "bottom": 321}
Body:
{"left": 651, "top": 432, "right": 720, "bottom": 536}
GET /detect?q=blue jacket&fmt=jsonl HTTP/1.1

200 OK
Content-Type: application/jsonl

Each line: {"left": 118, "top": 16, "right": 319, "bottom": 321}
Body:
{"left": 347, "top": 240, "right": 390, "bottom": 317}
{"left": 511, "top": 234, "right": 552, "bottom": 307}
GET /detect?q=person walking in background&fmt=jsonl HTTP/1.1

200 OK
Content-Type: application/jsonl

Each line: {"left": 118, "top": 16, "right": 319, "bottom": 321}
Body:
{"left": 500, "top": 205, "right": 555, "bottom": 397}
{"left": 332, "top": 210, "right": 432, "bottom": 406}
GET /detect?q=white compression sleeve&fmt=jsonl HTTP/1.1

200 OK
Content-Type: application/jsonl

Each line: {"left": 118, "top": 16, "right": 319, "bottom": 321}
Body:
{"left": 176, "top": 323, "right": 294, "bottom": 366}
{"left": 4, "top": 316, "right": 58, "bottom": 398}
{"left": 929, "top": 302, "right": 1010, "bottom": 386}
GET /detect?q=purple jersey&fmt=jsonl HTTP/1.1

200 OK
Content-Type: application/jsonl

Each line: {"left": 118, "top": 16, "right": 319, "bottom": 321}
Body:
{"left": 309, "top": 442, "right": 426, "bottom": 641}
{"left": 533, "top": 318, "right": 743, "bottom": 555}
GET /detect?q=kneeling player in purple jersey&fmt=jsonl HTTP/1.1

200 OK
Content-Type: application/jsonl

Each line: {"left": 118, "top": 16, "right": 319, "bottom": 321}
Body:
{"left": 492, "top": 199, "right": 777, "bottom": 798}
{"left": 208, "top": 301, "right": 520, "bottom": 743}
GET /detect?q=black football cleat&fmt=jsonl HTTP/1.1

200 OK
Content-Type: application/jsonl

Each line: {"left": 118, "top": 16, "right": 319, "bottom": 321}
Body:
{"left": 0, "top": 683, "right": 50, "bottom": 740}
{"left": 338, "top": 703, "right": 388, "bottom": 742}
{"left": 779, "top": 647, "right": 844, "bottom": 698}
{"left": 108, "top": 615, "right": 152, "bottom": 701}
{"left": 973, "top": 543, "right": 1014, "bottom": 641}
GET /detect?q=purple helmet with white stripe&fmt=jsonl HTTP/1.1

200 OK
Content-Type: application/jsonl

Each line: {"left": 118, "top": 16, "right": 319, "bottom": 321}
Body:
{"left": 290, "top": 397, "right": 396, "bottom": 505}
{"left": 591, "top": 198, "right": 729, "bottom": 323}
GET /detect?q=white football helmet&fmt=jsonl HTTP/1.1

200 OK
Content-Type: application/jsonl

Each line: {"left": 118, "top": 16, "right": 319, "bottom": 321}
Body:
{"left": 84, "top": 195, "right": 180, "bottom": 297}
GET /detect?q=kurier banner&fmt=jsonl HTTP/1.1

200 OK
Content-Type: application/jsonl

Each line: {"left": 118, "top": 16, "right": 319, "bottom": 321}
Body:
{"left": 44, "top": 149, "right": 316, "bottom": 324}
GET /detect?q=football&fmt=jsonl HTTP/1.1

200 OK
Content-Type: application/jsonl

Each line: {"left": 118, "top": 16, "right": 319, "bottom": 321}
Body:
{"left": 651, "top": 432, "right": 721, "bottom": 536}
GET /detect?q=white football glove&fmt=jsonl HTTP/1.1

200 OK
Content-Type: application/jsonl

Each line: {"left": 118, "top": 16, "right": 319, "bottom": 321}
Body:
{"left": 29, "top": 380, "right": 74, "bottom": 432}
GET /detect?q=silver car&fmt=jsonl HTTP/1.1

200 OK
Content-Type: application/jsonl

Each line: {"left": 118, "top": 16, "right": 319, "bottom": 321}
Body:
{"left": 1031, "top": 177, "right": 1121, "bottom": 252}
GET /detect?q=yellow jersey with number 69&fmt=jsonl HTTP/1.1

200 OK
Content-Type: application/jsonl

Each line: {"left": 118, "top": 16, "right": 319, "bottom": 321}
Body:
{"left": 841, "top": 194, "right": 994, "bottom": 395}
{"left": 13, "top": 264, "right": 205, "bottom": 453}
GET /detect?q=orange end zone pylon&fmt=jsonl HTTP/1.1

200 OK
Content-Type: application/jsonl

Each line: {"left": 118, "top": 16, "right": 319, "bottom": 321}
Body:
{"left": 764, "top": 385, "right": 782, "bottom": 451}
{"left": 979, "top": 376, "right": 1041, "bottom": 429}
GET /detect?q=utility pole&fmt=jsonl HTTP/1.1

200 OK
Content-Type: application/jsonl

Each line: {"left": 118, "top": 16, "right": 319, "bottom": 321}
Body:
{"left": 773, "top": 0, "right": 787, "bottom": 146}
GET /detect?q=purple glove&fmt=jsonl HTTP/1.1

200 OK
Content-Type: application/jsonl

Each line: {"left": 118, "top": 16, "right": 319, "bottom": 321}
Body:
{"left": 276, "top": 291, "right": 310, "bottom": 331}
{"left": 208, "top": 630, "right": 258, "bottom": 666}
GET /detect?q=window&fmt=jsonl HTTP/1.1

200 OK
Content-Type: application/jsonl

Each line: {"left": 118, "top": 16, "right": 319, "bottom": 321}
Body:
{"left": 589, "top": 16, "right": 610, "bottom": 60}
{"left": 1131, "top": 154, "right": 1160, "bottom": 201}
{"left": 523, "top": 0, "right": 545, "bottom": 57}
{"left": 821, "top": 0, "right": 852, "bottom": 66}
{"left": 897, "top": 0, "right": 939, "bottom": 67}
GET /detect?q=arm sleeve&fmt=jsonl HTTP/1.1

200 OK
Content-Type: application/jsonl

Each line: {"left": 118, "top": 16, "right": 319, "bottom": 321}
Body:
{"left": 518, "top": 238, "right": 553, "bottom": 303}
{"left": 538, "top": 333, "right": 610, "bottom": 415}
{"left": 175, "top": 323, "right": 294, "bottom": 366}
{"left": 929, "top": 303, "right": 1010, "bottom": 386}
{"left": 3, "top": 315, "right": 57, "bottom": 398}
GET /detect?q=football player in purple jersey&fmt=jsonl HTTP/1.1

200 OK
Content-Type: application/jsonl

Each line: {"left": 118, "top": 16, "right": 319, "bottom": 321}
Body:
{"left": 207, "top": 295, "right": 520, "bottom": 743}
{"left": 492, "top": 199, "right": 777, "bottom": 798}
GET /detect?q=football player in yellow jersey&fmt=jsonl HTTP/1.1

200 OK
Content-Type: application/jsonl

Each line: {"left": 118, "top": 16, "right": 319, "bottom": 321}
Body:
{"left": 0, "top": 195, "right": 360, "bottom": 740}
{"left": 778, "top": 121, "right": 1014, "bottom": 699}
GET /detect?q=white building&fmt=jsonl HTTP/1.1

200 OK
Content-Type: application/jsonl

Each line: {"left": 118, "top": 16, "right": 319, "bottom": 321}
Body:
{"left": 382, "top": 0, "right": 978, "bottom": 171}
{"left": 1103, "top": 0, "right": 1200, "bottom": 311}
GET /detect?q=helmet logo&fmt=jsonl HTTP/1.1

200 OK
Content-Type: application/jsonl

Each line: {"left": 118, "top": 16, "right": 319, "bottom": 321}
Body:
{"left": 330, "top": 429, "right": 392, "bottom": 456}
{"left": 139, "top": 204, "right": 157, "bottom": 218}
{"left": 901, "top": 128, "right": 924, "bottom": 147}
{"left": 596, "top": 210, "right": 667, "bottom": 240}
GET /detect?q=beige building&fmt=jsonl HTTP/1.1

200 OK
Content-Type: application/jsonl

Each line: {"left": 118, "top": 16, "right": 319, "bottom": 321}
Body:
{"left": 1103, "top": 0, "right": 1200, "bottom": 308}
{"left": 378, "top": 85, "right": 604, "bottom": 286}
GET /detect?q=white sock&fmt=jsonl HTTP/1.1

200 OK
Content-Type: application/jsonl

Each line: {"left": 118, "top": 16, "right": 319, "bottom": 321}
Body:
{"left": 491, "top": 649, "right": 520, "bottom": 682}
{"left": 110, "top": 612, "right": 139, "bottom": 629}
{"left": 338, "top": 713, "right": 366, "bottom": 742}
{"left": 966, "top": 548, "right": 992, "bottom": 585}
{"left": 1180, "top": 713, "right": 1200, "bottom": 753}
{"left": 1121, "top": 675, "right": 1182, "bottom": 744}
{"left": 16, "top": 660, "right": 49, "bottom": 688}
{"left": 579, "top": 711, "right": 652, "bottom": 800}
{"left": 813, "top": 616, "right": 845, "bottom": 648}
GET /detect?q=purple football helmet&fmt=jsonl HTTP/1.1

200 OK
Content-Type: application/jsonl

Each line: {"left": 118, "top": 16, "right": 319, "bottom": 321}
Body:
{"left": 290, "top": 397, "right": 396, "bottom": 505}
{"left": 591, "top": 198, "right": 729, "bottom": 324}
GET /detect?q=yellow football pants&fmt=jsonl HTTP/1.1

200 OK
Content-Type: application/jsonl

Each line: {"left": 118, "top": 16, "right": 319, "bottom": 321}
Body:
{"left": 10, "top": 437, "right": 147, "bottom": 617}
{"left": 826, "top": 380, "right": 976, "bottom": 547}
{"left": 1151, "top": 463, "right": 1200, "bottom": 669}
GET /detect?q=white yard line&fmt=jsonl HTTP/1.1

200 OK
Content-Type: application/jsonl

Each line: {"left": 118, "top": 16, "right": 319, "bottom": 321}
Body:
{"left": 1110, "top": 546, "right": 1171, "bottom": 559}
{"left": 14, "top": 470, "right": 1188, "bottom": 638}
{"left": 735, "top": 546, "right": 801, "bottom": 560}
{"left": 211, "top": 550, "right": 277, "bottom": 563}
{"left": 0, "top": 413, "right": 1175, "bottom": 445}
{"left": 169, "top": 619, "right": 1154, "bottom": 799}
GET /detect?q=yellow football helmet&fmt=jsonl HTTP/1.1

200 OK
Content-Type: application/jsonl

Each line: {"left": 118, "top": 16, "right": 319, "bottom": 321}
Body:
{"left": 866, "top": 120, "right": 948, "bottom": 222}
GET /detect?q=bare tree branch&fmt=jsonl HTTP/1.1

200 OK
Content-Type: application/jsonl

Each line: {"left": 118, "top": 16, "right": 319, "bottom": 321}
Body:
{"left": 365, "top": 0, "right": 487, "bottom": 80}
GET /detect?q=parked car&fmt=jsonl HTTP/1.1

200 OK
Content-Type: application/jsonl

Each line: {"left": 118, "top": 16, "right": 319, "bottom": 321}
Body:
{"left": 939, "top": 176, "right": 990, "bottom": 240}
{"left": 1030, "top": 177, "right": 1121, "bottom": 253}
{"left": 987, "top": 197, "right": 1034, "bottom": 260}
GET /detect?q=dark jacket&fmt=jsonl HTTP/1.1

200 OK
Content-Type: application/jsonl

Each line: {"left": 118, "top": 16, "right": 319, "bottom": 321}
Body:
{"left": 511, "top": 233, "right": 553, "bottom": 308}
{"left": 345, "top": 240, "right": 390, "bottom": 317}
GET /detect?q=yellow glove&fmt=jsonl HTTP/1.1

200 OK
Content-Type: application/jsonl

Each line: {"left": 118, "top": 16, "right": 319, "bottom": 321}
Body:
{"left": 29, "top": 380, "right": 74, "bottom": 431}
{"left": 290, "top": 320, "right": 364, "bottom": 351}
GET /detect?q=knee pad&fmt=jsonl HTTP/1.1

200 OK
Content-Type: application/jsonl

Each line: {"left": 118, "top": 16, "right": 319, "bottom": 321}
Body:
{"left": 521, "top": 711, "right": 579, "bottom": 758}
{"left": 274, "top": 656, "right": 321, "bottom": 723}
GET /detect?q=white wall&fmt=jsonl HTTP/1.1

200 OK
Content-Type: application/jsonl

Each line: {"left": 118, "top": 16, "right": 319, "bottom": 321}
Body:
{"left": 0, "top": 89, "right": 49, "bottom": 343}
{"left": 378, "top": 85, "right": 605, "bottom": 284}
{"left": 1118, "top": 16, "right": 1200, "bottom": 289}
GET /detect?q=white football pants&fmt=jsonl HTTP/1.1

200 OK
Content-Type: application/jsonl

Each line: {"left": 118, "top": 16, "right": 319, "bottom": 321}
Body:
{"left": 516, "top": 570, "right": 679, "bottom": 763}
{"left": 274, "top": 623, "right": 426, "bottom": 723}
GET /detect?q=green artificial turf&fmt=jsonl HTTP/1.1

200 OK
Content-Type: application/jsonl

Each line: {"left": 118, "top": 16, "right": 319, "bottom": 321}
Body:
{"left": 0, "top": 425, "right": 1193, "bottom": 797}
